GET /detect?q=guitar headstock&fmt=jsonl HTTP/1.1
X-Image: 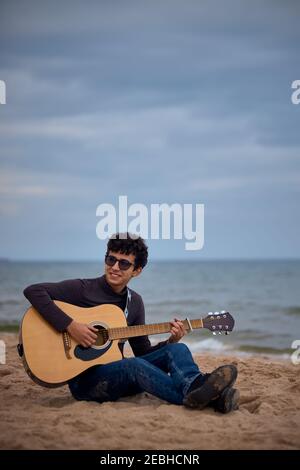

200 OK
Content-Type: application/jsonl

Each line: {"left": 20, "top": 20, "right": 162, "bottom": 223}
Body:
{"left": 202, "top": 311, "right": 235, "bottom": 335}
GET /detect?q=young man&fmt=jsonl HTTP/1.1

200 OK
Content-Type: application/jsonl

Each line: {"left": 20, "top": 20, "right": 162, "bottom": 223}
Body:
{"left": 23, "top": 233, "right": 239, "bottom": 412}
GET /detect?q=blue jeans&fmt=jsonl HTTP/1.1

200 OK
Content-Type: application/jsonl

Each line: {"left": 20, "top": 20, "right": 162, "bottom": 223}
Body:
{"left": 68, "top": 343, "right": 202, "bottom": 405}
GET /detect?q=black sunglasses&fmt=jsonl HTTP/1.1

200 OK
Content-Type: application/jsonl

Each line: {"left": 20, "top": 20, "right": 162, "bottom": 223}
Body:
{"left": 105, "top": 254, "right": 134, "bottom": 271}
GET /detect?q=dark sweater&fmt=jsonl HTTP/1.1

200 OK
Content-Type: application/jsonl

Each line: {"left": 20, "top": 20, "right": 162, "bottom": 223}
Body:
{"left": 23, "top": 275, "right": 168, "bottom": 357}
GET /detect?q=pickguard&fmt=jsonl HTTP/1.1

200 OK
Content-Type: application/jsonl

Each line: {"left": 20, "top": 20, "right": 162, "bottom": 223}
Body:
{"left": 74, "top": 341, "right": 112, "bottom": 361}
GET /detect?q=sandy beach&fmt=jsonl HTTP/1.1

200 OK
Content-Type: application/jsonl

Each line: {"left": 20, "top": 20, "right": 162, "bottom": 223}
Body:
{"left": 0, "top": 333, "right": 299, "bottom": 450}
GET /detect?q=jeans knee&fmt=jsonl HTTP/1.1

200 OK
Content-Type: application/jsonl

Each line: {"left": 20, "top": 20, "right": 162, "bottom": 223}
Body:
{"left": 166, "top": 342, "right": 189, "bottom": 353}
{"left": 124, "top": 357, "right": 148, "bottom": 370}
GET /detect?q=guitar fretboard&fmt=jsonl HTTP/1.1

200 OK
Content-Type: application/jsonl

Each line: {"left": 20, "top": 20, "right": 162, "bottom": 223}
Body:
{"left": 108, "top": 318, "right": 203, "bottom": 340}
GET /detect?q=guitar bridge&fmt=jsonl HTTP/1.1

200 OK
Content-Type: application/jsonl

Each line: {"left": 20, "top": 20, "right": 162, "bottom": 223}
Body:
{"left": 62, "top": 331, "right": 72, "bottom": 359}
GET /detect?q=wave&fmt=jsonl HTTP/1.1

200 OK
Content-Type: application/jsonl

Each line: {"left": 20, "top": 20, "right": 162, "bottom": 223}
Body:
{"left": 184, "top": 334, "right": 293, "bottom": 357}
{"left": 237, "top": 344, "right": 292, "bottom": 355}
{"left": 147, "top": 299, "right": 211, "bottom": 308}
{"left": 0, "top": 299, "right": 22, "bottom": 307}
{"left": 233, "top": 329, "right": 279, "bottom": 340}
{"left": 186, "top": 338, "right": 292, "bottom": 358}
{"left": 0, "top": 323, "right": 19, "bottom": 332}
{"left": 186, "top": 337, "right": 230, "bottom": 353}
{"left": 284, "top": 306, "right": 300, "bottom": 316}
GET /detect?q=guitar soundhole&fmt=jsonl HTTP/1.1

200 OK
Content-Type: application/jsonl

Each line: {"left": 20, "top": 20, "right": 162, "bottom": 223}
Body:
{"left": 92, "top": 325, "right": 109, "bottom": 347}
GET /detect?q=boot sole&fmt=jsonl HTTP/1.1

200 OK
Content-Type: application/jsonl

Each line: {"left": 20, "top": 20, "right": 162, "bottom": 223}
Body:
{"left": 215, "top": 387, "right": 240, "bottom": 413}
{"left": 183, "top": 365, "right": 238, "bottom": 410}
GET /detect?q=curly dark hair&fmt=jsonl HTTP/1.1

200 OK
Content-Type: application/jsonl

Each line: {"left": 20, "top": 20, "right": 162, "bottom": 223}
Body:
{"left": 106, "top": 233, "right": 148, "bottom": 269}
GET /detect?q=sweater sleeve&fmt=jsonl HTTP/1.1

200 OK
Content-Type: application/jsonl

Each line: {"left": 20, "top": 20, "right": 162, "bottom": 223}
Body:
{"left": 23, "top": 279, "right": 85, "bottom": 332}
{"left": 128, "top": 295, "right": 168, "bottom": 357}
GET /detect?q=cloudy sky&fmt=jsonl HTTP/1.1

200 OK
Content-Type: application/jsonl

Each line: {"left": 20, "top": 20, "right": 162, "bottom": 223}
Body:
{"left": 0, "top": 0, "right": 299, "bottom": 260}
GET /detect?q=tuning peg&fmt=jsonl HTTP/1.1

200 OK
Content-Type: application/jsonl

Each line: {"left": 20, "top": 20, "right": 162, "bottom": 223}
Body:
{"left": 225, "top": 331, "right": 230, "bottom": 335}
{"left": 218, "top": 331, "right": 222, "bottom": 335}
{"left": 221, "top": 310, "right": 226, "bottom": 314}
{"left": 214, "top": 311, "right": 219, "bottom": 315}
{"left": 212, "top": 332, "right": 217, "bottom": 336}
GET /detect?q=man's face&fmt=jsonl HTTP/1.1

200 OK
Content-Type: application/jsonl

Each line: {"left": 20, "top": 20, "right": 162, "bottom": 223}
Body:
{"left": 105, "top": 250, "right": 142, "bottom": 291}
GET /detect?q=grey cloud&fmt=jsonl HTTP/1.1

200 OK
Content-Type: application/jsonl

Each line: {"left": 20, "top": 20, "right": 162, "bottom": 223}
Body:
{"left": 0, "top": 0, "right": 299, "bottom": 259}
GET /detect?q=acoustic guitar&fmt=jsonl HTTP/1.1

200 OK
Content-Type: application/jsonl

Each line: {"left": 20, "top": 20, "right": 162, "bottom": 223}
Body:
{"left": 19, "top": 301, "right": 235, "bottom": 388}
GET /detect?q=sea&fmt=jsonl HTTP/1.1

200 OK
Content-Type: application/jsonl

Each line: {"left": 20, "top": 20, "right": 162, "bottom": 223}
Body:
{"left": 0, "top": 259, "right": 299, "bottom": 358}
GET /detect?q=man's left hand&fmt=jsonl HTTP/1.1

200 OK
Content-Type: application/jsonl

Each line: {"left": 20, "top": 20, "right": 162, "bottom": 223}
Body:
{"left": 168, "top": 318, "right": 186, "bottom": 343}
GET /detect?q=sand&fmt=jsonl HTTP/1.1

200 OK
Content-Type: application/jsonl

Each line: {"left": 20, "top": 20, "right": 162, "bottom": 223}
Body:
{"left": 0, "top": 333, "right": 300, "bottom": 450}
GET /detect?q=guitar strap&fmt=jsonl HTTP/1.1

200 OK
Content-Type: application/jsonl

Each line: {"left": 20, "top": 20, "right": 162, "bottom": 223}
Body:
{"left": 124, "top": 287, "right": 131, "bottom": 319}
{"left": 118, "top": 288, "right": 131, "bottom": 350}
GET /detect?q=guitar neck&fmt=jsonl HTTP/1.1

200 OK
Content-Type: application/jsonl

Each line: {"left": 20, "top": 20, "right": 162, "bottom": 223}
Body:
{"left": 108, "top": 318, "right": 203, "bottom": 340}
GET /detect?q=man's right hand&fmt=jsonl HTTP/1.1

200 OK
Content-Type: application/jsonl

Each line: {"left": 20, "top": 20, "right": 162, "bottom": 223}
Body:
{"left": 66, "top": 320, "right": 98, "bottom": 348}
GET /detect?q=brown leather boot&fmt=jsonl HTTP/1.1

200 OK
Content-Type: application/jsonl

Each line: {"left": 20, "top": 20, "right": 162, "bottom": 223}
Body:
{"left": 209, "top": 386, "right": 240, "bottom": 413}
{"left": 183, "top": 365, "right": 238, "bottom": 410}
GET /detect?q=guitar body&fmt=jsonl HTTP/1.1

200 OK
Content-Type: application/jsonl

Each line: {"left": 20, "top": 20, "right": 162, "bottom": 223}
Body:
{"left": 19, "top": 300, "right": 234, "bottom": 389}
{"left": 20, "top": 301, "right": 127, "bottom": 387}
